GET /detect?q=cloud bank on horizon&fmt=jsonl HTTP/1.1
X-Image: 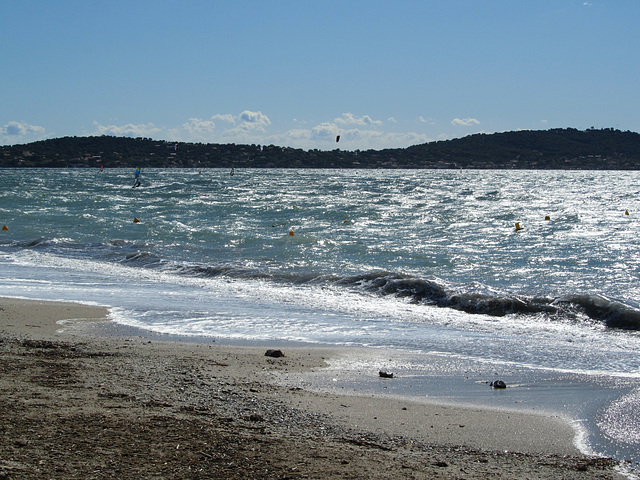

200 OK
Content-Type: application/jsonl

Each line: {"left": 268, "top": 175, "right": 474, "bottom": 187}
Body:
{"left": 1, "top": 1, "right": 638, "bottom": 150}
{"left": 0, "top": 111, "right": 472, "bottom": 150}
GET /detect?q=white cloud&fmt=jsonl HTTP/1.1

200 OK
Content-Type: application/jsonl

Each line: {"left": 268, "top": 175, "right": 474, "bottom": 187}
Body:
{"left": 211, "top": 114, "right": 235, "bottom": 124}
{"left": 451, "top": 117, "right": 480, "bottom": 127}
{"left": 168, "top": 117, "right": 217, "bottom": 142}
{"left": 92, "top": 121, "right": 161, "bottom": 138}
{"left": 0, "top": 121, "right": 50, "bottom": 145}
{"left": 238, "top": 110, "right": 271, "bottom": 130}
{"left": 202, "top": 111, "right": 272, "bottom": 139}
{"left": 183, "top": 117, "right": 216, "bottom": 133}
{"left": 284, "top": 128, "right": 313, "bottom": 141}
{"left": 419, "top": 116, "right": 436, "bottom": 125}
{"left": 311, "top": 122, "right": 340, "bottom": 139}
{"left": 334, "top": 113, "right": 382, "bottom": 126}
{"left": 215, "top": 111, "right": 272, "bottom": 143}
{"left": 1, "top": 121, "right": 46, "bottom": 139}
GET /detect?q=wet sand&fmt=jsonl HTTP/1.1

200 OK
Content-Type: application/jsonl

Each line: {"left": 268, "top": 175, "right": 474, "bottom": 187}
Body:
{"left": 0, "top": 297, "right": 626, "bottom": 479}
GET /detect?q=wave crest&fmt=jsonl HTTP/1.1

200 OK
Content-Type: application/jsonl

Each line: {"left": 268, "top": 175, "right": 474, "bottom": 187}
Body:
{"left": 336, "top": 270, "right": 640, "bottom": 330}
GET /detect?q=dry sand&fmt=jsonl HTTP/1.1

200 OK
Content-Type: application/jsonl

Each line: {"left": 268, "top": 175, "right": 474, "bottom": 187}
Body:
{"left": 0, "top": 297, "right": 627, "bottom": 479}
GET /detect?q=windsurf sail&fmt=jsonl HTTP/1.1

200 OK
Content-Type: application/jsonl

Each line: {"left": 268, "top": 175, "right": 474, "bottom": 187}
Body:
{"left": 133, "top": 168, "right": 141, "bottom": 188}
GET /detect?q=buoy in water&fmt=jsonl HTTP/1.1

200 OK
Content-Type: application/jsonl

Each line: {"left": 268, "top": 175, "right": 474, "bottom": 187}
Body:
{"left": 515, "top": 222, "right": 522, "bottom": 231}
{"left": 289, "top": 231, "right": 294, "bottom": 236}
{"left": 625, "top": 210, "right": 630, "bottom": 216}
{"left": 544, "top": 215, "right": 550, "bottom": 221}
{"left": 133, "top": 217, "right": 140, "bottom": 223}
{"left": 2, "top": 225, "right": 8, "bottom": 231}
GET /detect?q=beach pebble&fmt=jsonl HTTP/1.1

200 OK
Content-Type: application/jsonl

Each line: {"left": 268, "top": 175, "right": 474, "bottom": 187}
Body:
{"left": 490, "top": 380, "right": 507, "bottom": 389}
{"left": 265, "top": 349, "right": 285, "bottom": 358}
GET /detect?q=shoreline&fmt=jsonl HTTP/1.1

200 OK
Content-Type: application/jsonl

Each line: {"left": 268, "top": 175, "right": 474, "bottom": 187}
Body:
{"left": 0, "top": 297, "right": 627, "bottom": 479}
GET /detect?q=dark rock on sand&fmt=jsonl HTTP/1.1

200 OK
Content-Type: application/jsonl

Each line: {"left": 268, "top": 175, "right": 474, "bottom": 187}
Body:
{"left": 265, "top": 349, "right": 285, "bottom": 358}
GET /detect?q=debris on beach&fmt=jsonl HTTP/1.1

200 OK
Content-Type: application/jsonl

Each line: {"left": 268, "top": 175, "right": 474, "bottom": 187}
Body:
{"left": 378, "top": 371, "right": 394, "bottom": 378}
{"left": 245, "top": 413, "right": 265, "bottom": 422}
{"left": 264, "top": 349, "right": 285, "bottom": 358}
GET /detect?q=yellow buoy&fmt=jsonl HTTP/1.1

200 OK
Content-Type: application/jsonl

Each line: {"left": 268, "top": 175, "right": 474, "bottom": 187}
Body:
{"left": 289, "top": 231, "right": 294, "bottom": 236}
{"left": 133, "top": 217, "right": 140, "bottom": 223}
{"left": 2, "top": 225, "right": 8, "bottom": 231}
{"left": 515, "top": 222, "right": 522, "bottom": 231}
{"left": 42, "top": 193, "right": 46, "bottom": 197}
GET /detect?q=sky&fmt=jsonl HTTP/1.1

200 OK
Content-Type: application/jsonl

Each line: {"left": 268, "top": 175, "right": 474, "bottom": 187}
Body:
{"left": 1, "top": 0, "right": 638, "bottom": 150}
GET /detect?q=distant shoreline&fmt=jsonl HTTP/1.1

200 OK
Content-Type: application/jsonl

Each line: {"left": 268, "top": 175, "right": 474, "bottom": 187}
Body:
{"left": 2, "top": 127, "right": 640, "bottom": 169}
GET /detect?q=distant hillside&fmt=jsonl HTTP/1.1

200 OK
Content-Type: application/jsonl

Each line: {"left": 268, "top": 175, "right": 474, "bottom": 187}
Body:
{"left": 2, "top": 128, "right": 640, "bottom": 169}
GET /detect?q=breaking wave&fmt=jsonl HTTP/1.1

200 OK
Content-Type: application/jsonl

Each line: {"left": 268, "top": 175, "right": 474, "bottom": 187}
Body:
{"left": 167, "top": 263, "right": 640, "bottom": 331}
{"left": 334, "top": 270, "right": 640, "bottom": 331}
{"left": 6, "top": 236, "right": 640, "bottom": 331}
{"left": 337, "top": 271, "right": 640, "bottom": 330}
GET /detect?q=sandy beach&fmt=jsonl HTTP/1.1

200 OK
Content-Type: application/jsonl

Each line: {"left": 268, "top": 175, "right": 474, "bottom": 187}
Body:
{"left": 0, "top": 297, "right": 626, "bottom": 479}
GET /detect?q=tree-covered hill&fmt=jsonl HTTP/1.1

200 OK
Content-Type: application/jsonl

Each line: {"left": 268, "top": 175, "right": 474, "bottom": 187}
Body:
{"left": 2, "top": 127, "right": 639, "bottom": 169}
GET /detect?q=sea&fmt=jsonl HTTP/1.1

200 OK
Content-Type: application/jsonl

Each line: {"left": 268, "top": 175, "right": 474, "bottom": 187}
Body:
{"left": 1, "top": 167, "right": 640, "bottom": 474}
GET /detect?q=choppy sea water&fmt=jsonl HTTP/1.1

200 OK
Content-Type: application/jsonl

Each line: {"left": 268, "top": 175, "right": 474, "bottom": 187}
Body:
{"left": 1, "top": 168, "right": 640, "bottom": 473}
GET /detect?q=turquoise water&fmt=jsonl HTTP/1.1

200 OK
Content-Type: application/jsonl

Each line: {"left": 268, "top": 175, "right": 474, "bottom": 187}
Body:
{"left": 1, "top": 168, "right": 640, "bottom": 470}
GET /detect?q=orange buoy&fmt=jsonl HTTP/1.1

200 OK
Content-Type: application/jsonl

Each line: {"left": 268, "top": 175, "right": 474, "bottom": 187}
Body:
{"left": 515, "top": 222, "right": 522, "bottom": 231}
{"left": 2, "top": 225, "right": 8, "bottom": 231}
{"left": 289, "top": 231, "right": 294, "bottom": 236}
{"left": 544, "top": 215, "right": 550, "bottom": 221}
{"left": 133, "top": 217, "right": 140, "bottom": 223}
{"left": 625, "top": 210, "right": 630, "bottom": 216}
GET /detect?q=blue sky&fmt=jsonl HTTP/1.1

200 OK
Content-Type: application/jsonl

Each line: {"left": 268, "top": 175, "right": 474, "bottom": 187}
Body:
{"left": 1, "top": 1, "right": 638, "bottom": 150}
